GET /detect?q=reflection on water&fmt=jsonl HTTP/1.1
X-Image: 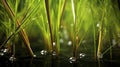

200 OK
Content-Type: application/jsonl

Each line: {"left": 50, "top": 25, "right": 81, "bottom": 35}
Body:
{"left": 0, "top": 52, "right": 4, "bottom": 56}
{"left": 40, "top": 50, "right": 47, "bottom": 55}
{"left": 9, "top": 55, "right": 16, "bottom": 62}
{"left": 79, "top": 53, "right": 86, "bottom": 59}
{"left": 69, "top": 57, "right": 76, "bottom": 63}
{"left": 0, "top": 55, "right": 120, "bottom": 67}
{"left": 52, "top": 51, "right": 57, "bottom": 56}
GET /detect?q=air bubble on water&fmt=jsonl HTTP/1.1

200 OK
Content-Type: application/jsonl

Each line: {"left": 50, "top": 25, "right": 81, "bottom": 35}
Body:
{"left": 9, "top": 55, "right": 16, "bottom": 62}
{"left": 0, "top": 52, "right": 4, "bottom": 56}
{"left": 3, "top": 49, "right": 8, "bottom": 53}
{"left": 33, "top": 54, "right": 37, "bottom": 57}
{"left": 68, "top": 41, "right": 72, "bottom": 46}
{"left": 53, "top": 42, "right": 56, "bottom": 46}
{"left": 52, "top": 51, "right": 57, "bottom": 56}
{"left": 60, "top": 38, "right": 64, "bottom": 43}
{"left": 40, "top": 50, "right": 47, "bottom": 55}
{"left": 1, "top": 48, "right": 9, "bottom": 53}
{"left": 69, "top": 57, "right": 76, "bottom": 63}
{"left": 79, "top": 53, "right": 86, "bottom": 59}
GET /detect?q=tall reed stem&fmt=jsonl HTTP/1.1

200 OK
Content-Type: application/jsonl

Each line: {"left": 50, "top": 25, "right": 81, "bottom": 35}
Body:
{"left": 97, "top": 24, "right": 103, "bottom": 59}
{"left": 45, "top": 0, "right": 54, "bottom": 52}
{"left": 71, "top": 0, "right": 78, "bottom": 58}
{"left": 2, "top": 0, "right": 34, "bottom": 57}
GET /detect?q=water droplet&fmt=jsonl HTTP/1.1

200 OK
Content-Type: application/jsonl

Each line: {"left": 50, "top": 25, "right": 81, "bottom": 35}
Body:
{"left": 68, "top": 41, "right": 72, "bottom": 46}
{"left": 33, "top": 55, "right": 37, "bottom": 57}
{"left": 79, "top": 53, "right": 86, "bottom": 59}
{"left": 69, "top": 57, "right": 76, "bottom": 63}
{"left": 9, "top": 55, "right": 16, "bottom": 62}
{"left": 1, "top": 48, "right": 9, "bottom": 53}
{"left": 3, "top": 49, "right": 8, "bottom": 53}
{"left": 96, "top": 23, "right": 100, "bottom": 27}
{"left": 0, "top": 52, "right": 4, "bottom": 56}
{"left": 52, "top": 51, "right": 57, "bottom": 56}
{"left": 53, "top": 42, "right": 56, "bottom": 46}
{"left": 40, "top": 50, "right": 47, "bottom": 55}
{"left": 60, "top": 39, "right": 64, "bottom": 43}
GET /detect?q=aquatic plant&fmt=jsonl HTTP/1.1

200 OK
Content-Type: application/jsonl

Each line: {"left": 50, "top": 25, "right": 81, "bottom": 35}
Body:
{"left": 0, "top": 0, "right": 120, "bottom": 63}
{"left": 0, "top": 0, "right": 42, "bottom": 57}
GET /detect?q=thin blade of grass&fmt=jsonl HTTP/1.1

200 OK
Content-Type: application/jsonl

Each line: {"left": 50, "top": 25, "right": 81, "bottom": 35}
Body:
{"left": 45, "top": 0, "right": 53, "bottom": 52}
{"left": 1, "top": 0, "right": 35, "bottom": 57}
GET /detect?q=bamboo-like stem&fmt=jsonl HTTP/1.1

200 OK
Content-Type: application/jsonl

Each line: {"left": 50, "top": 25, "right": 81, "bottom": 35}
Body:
{"left": 2, "top": 0, "right": 34, "bottom": 57}
{"left": 97, "top": 15, "right": 104, "bottom": 59}
{"left": 60, "top": 0, "right": 66, "bottom": 26}
{"left": 71, "top": 0, "right": 78, "bottom": 58}
{"left": 97, "top": 25, "right": 103, "bottom": 59}
{"left": 45, "top": 0, "right": 54, "bottom": 52}
{"left": 55, "top": 0, "right": 66, "bottom": 55}
{"left": 97, "top": 0, "right": 108, "bottom": 59}
{"left": 88, "top": 2, "right": 97, "bottom": 61}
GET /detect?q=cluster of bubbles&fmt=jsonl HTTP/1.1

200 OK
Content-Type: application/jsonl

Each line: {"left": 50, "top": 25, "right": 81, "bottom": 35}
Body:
{"left": 79, "top": 53, "right": 86, "bottom": 59}
{"left": 69, "top": 57, "right": 76, "bottom": 63}
{"left": 0, "top": 47, "right": 17, "bottom": 62}
{"left": 52, "top": 50, "right": 57, "bottom": 56}
{"left": 69, "top": 53, "right": 86, "bottom": 63}
{"left": 9, "top": 55, "right": 16, "bottom": 62}
{"left": 40, "top": 50, "right": 47, "bottom": 55}
{"left": 0, "top": 48, "right": 9, "bottom": 56}
{"left": 40, "top": 49, "right": 57, "bottom": 56}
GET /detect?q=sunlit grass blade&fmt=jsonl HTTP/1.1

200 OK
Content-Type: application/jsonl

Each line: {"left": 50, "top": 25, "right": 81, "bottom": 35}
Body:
{"left": 45, "top": 0, "right": 53, "bottom": 53}
{"left": 1, "top": 0, "right": 41, "bottom": 57}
